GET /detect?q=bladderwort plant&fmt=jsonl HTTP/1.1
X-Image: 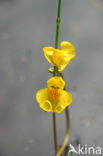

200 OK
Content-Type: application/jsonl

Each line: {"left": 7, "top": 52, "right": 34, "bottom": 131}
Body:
{"left": 36, "top": 0, "right": 76, "bottom": 155}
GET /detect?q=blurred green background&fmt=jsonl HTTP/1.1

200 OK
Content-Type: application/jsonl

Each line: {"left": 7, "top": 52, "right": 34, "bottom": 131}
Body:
{"left": 0, "top": 0, "right": 103, "bottom": 155}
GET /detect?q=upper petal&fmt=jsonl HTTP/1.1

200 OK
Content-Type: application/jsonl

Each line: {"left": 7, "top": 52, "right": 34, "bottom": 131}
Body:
{"left": 60, "top": 41, "right": 76, "bottom": 59}
{"left": 43, "top": 47, "right": 55, "bottom": 66}
{"left": 58, "top": 55, "right": 74, "bottom": 71}
{"left": 47, "top": 76, "right": 65, "bottom": 89}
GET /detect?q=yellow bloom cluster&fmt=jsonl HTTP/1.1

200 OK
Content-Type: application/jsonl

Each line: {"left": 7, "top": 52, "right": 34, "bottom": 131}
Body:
{"left": 36, "top": 41, "right": 76, "bottom": 113}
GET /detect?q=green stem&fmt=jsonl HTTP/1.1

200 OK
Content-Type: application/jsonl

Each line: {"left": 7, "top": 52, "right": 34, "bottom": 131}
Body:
{"left": 53, "top": 0, "right": 62, "bottom": 75}
{"left": 53, "top": 67, "right": 58, "bottom": 152}
{"left": 53, "top": 66, "right": 57, "bottom": 77}
{"left": 70, "top": 152, "right": 73, "bottom": 156}
{"left": 52, "top": 0, "right": 71, "bottom": 155}
{"left": 52, "top": 0, "right": 62, "bottom": 153}
{"left": 55, "top": 0, "right": 61, "bottom": 49}
{"left": 53, "top": 112, "right": 58, "bottom": 152}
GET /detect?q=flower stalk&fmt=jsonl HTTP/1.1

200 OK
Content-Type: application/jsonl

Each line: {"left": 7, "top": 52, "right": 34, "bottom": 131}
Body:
{"left": 57, "top": 107, "right": 70, "bottom": 156}
{"left": 52, "top": 0, "right": 62, "bottom": 153}
{"left": 52, "top": 0, "right": 71, "bottom": 155}
{"left": 55, "top": 0, "right": 61, "bottom": 49}
{"left": 53, "top": 112, "right": 58, "bottom": 152}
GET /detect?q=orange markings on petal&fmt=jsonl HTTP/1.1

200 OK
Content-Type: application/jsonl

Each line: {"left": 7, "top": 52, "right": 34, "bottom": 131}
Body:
{"left": 48, "top": 88, "right": 62, "bottom": 101}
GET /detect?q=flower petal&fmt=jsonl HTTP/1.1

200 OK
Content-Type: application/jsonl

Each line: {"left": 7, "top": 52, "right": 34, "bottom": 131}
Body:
{"left": 55, "top": 105, "right": 64, "bottom": 113}
{"left": 40, "top": 100, "right": 52, "bottom": 112}
{"left": 61, "top": 90, "right": 72, "bottom": 108}
{"left": 54, "top": 90, "right": 72, "bottom": 113}
{"left": 43, "top": 47, "right": 55, "bottom": 66}
{"left": 47, "top": 76, "right": 65, "bottom": 89}
{"left": 36, "top": 88, "right": 48, "bottom": 103}
{"left": 52, "top": 49, "right": 68, "bottom": 67}
{"left": 60, "top": 41, "right": 76, "bottom": 58}
{"left": 58, "top": 54, "right": 75, "bottom": 71}
{"left": 36, "top": 88, "right": 53, "bottom": 112}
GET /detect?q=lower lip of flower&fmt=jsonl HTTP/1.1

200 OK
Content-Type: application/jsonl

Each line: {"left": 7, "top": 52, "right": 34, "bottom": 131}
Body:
{"left": 48, "top": 87, "right": 62, "bottom": 101}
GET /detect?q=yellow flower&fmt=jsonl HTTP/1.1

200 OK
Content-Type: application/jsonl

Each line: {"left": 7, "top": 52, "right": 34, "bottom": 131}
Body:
{"left": 36, "top": 76, "right": 72, "bottom": 113}
{"left": 43, "top": 41, "right": 76, "bottom": 71}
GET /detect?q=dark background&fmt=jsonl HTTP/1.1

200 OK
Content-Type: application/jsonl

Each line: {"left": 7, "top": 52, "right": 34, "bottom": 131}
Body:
{"left": 0, "top": 0, "right": 103, "bottom": 155}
